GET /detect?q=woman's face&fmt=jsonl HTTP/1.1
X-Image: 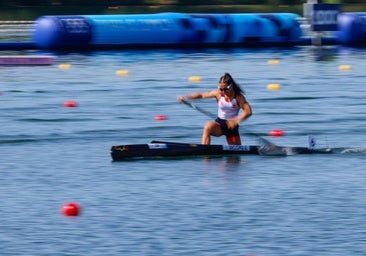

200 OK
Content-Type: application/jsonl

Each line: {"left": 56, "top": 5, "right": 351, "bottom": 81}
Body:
{"left": 218, "top": 82, "right": 232, "bottom": 95}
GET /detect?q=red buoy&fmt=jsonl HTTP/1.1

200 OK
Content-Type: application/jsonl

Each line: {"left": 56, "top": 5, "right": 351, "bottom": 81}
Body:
{"left": 63, "top": 100, "right": 78, "bottom": 108}
{"left": 269, "top": 129, "right": 285, "bottom": 137}
{"left": 154, "top": 114, "right": 168, "bottom": 121}
{"left": 61, "top": 202, "right": 81, "bottom": 216}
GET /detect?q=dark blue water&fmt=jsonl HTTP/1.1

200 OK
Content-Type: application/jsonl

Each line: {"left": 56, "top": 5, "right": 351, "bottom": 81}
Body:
{"left": 1, "top": 45, "right": 366, "bottom": 255}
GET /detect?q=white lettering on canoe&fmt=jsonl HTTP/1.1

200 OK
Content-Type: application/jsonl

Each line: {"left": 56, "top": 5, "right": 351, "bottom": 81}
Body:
{"left": 148, "top": 143, "right": 168, "bottom": 149}
{"left": 223, "top": 145, "right": 250, "bottom": 151}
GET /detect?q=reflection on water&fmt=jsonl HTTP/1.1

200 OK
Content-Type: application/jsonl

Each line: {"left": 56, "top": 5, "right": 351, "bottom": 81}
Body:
{"left": 203, "top": 155, "right": 244, "bottom": 170}
{"left": 312, "top": 46, "right": 339, "bottom": 62}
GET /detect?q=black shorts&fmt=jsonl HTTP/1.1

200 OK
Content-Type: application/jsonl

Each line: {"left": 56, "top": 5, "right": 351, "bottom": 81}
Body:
{"left": 215, "top": 117, "right": 239, "bottom": 138}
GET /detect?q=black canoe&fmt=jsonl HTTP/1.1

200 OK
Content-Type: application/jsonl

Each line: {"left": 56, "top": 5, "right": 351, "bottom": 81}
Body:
{"left": 111, "top": 141, "right": 333, "bottom": 161}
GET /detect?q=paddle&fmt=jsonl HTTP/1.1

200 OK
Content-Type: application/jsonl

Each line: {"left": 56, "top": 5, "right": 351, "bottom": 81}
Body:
{"left": 181, "top": 100, "right": 287, "bottom": 156}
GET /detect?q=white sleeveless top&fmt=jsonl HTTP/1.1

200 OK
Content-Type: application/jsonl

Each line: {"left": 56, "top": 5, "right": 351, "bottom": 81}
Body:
{"left": 217, "top": 95, "right": 240, "bottom": 120}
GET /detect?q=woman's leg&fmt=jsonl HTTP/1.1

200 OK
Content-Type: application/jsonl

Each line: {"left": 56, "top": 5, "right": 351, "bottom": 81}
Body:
{"left": 202, "top": 121, "right": 222, "bottom": 144}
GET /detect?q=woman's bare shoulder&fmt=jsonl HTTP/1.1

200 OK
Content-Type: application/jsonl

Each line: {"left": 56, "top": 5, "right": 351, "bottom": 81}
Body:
{"left": 235, "top": 93, "right": 249, "bottom": 104}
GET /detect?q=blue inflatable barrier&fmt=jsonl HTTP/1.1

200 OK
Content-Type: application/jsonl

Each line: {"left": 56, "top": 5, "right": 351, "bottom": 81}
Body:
{"left": 33, "top": 13, "right": 302, "bottom": 49}
{"left": 33, "top": 15, "right": 93, "bottom": 48}
{"left": 0, "top": 12, "right": 365, "bottom": 50}
{"left": 337, "top": 12, "right": 366, "bottom": 45}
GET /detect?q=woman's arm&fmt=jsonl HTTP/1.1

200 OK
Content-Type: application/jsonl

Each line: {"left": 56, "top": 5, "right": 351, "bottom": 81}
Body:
{"left": 178, "top": 90, "right": 218, "bottom": 102}
{"left": 237, "top": 95, "right": 252, "bottom": 123}
{"left": 227, "top": 94, "right": 252, "bottom": 129}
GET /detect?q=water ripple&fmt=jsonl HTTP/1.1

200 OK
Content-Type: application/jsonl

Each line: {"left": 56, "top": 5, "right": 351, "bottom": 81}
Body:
{"left": 1, "top": 47, "right": 366, "bottom": 255}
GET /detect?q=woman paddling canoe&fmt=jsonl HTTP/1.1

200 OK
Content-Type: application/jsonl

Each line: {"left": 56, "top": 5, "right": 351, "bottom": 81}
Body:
{"left": 178, "top": 72, "right": 252, "bottom": 145}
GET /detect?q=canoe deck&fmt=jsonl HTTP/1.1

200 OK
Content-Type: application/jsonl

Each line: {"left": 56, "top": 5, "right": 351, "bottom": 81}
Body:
{"left": 111, "top": 141, "right": 332, "bottom": 161}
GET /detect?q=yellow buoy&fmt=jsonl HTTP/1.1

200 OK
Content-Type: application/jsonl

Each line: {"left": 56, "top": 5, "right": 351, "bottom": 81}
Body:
{"left": 116, "top": 69, "right": 129, "bottom": 76}
{"left": 338, "top": 65, "right": 352, "bottom": 71}
{"left": 268, "top": 59, "right": 280, "bottom": 65}
{"left": 188, "top": 76, "right": 201, "bottom": 82}
{"left": 58, "top": 63, "right": 71, "bottom": 69}
{"left": 267, "top": 83, "right": 281, "bottom": 90}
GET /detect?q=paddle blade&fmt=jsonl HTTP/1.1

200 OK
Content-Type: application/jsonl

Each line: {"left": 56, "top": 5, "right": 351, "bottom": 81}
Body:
{"left": 256, "top": 137, "right": 289, "bottom": 156}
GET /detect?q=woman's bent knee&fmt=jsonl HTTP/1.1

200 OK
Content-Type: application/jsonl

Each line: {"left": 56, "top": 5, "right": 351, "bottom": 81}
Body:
{"left": 204, "top": 121, "right": 222, "bottom": 137}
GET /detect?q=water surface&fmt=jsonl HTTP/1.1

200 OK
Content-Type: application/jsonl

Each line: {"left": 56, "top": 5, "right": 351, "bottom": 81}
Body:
{"left": 0, "top": 45, "right": 366, "bottom": 255}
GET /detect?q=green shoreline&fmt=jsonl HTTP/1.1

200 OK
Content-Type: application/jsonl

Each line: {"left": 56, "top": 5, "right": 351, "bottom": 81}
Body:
{"left": 0, "top": 4, "right": 364, "bottom": 21}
